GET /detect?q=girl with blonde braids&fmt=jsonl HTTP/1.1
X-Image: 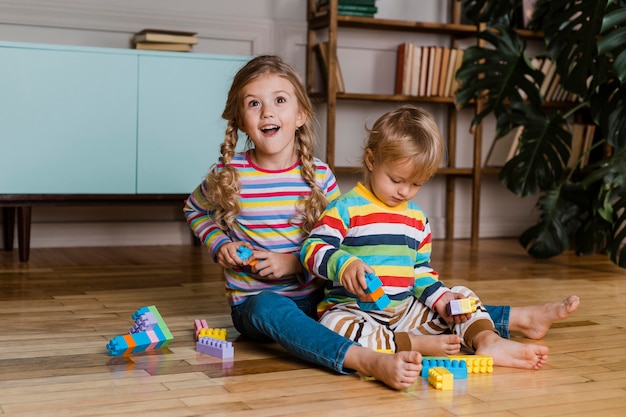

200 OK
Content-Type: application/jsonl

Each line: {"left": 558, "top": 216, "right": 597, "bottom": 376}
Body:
{"left": 184, "top": 55, "right": 423, "bottom": 390}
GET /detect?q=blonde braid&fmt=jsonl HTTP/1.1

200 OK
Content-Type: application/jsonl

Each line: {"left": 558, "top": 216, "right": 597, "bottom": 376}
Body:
{"left": 297, "top": 125, "right": 329, "bottom": 235}
{"left": 206, "top": 120, "right": 241, "bottom": 231}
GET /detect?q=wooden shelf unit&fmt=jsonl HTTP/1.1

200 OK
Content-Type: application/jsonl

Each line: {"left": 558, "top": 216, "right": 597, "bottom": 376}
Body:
{"left": 305, "top": 0, "right": 483, "bottom": 243}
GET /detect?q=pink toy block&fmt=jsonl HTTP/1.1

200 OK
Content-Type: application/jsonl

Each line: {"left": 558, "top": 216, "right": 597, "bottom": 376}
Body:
{"left": 196, "top": 337, "right": 234, "bottom": 359}
{"left": 194, "top": 319, "right": 209, "bottom": 340}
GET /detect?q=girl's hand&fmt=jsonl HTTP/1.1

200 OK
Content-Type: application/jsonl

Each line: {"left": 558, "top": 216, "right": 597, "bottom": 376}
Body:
{"left": 339, "top": 260, "right": 375, "bottom": 301}
{"left": 215, "top": 242, "right": 252, "bottom": 269}
{"left": 434, "top": 291, "right": 473, "bottom": 324}
{"left": 250, "top": 250, "right": 302, "bottom": 279}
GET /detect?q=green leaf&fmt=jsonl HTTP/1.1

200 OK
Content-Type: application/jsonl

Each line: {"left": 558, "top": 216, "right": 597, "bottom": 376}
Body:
{"left": 591, "top": 80, "right": 626, "bottom": 149}
{"left": 499, "top": 113, "right": 571, "bottom": 196}
{"left": 455, "top": 24, "right": 544, "bottom": 129}
{"left": 599, "top": 5, "right": 626, "bottom": 83}
{"left": 461, "top": 0, "right": 521, "bottom": 24}
{"left": 541, "top": 0, "right": 606, "bottom": 98}
{"left": 519, "top": 183, "right": 586, "bottom": 258}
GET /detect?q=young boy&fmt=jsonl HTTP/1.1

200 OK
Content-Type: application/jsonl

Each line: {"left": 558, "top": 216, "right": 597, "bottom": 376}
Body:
{"left": 301, "top": 104, "right": 550, "bottom": 370}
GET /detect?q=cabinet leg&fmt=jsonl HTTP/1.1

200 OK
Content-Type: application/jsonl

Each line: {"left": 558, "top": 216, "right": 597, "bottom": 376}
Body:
{"left": 17, "top": 206, "right": 31, "bottom": 262}
{"left": 2, "top": 207, "right": 16, "bottom": 251}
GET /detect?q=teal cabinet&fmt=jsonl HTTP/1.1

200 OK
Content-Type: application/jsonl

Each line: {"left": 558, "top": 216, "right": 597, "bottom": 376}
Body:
{"left": 0, "top": 41, "right": 249, "bottom": 195}
{"left": 0, "top": 45, "right": 138, "bottom": 193}
{"left": 137, "top": 55, "right": 242, "bottom": 194}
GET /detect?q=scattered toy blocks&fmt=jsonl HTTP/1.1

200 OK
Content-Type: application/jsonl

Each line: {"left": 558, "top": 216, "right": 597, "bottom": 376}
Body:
{"left": 106, "top": 305, "right": 173, "bottom": 356}
{"left": 421, "top": 357, "right": 468, "bottom": 379}
{"left": 236, "top": 246, "right": 258, "bottom": 266}
{"left": 196, "top": 337, "right": 234, "bottom": 359}
{"left": 428, "top": 367, "right": 453, "bottom": 390}
{"left": 357, "top": 273, "right": 391, "bottom": 311}
{"left": 446, "top": 298, "right": 477, "bottom": 316}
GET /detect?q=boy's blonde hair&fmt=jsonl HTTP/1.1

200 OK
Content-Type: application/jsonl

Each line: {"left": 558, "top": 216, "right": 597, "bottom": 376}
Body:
{"left": 363, "top": 105, "right": 445, "bottom": 184}
{"left": 207, "top": 55, "right": 328, "bottom": 235}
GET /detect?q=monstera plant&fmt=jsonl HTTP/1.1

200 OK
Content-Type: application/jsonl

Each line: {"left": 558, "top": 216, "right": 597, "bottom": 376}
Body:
{"left": 455, "top": 0, "right": 626, "bottom": 267}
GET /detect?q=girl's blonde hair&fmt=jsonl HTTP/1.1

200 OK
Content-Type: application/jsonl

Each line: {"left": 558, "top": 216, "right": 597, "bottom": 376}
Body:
{"left": 206, "top": 55, "right": 328, "bottom": 235}
{"left": 363, "top": 105, "right": 445, "bottom": 184}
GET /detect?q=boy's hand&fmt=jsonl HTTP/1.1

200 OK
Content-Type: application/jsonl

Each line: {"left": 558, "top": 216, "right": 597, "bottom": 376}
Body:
{"left": 434, "top": 291, "right": 473, "bottom": 324}
{"left": 339, "top": 260, "right": 375, "bottom": 301}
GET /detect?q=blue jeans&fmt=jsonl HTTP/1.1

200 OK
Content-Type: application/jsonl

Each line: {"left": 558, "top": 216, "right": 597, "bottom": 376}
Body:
{"left": 485, "top": 304, "right": 511, "bottom": 339}
{"left": 231, "top": 290, "right": 356, "bottom": 374}
{"left": 231, "top": 291, "right": 512, "bottom": 374}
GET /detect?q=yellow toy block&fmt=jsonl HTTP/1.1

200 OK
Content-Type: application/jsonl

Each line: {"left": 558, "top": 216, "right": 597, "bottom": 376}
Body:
{"left": 446, "top": 297, "right": 477, "bottom": 315}
{"left": 428, "top": 367, "right": 453, "bottom": 390}
{"left": 450, "top": 355, "right": 493, "bottom": 374}
{"left": 198, "top": 328, "right": 227, "bottom": 341}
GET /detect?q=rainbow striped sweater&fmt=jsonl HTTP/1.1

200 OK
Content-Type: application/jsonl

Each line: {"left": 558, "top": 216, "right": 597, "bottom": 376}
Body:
{"left": 184, "top": 152, "right": 340, "bottom": 306}
{"left": 301, "top": 182, "right": 448, "bottom": 315}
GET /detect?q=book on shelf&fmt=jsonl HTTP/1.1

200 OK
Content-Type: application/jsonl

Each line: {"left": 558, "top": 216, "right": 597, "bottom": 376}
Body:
{"left": 134, "top": 42, "right": 193, "bottom": 52}
{"left": 315, "top": 41, "right": 346, "bottom": 93}
{"left": 317, "top": 1, "right": 378, "bottom": 17}
{"left": 410, "top": 44, "right": 421, "bottom": 96}
{"left": 429, "top": 46, "right": 443, "bottom": 96}
{"left": 418, "top": 46, "right": 430, "bottom": 97}
{"left": 395, "top": 42, "right": 410, "bottom": 95}
{"left": 443, "top": 48, "right": 458, "bottom": 97}
{"left": 133, "top": 29, "right": 198, "bottom": 45}
{"left": 425, "top": 46, "right": 437, "bottom": 97}
{"left": 485, "top": 126, "right": 524, "bottom": 167}
{"left": 437, "top": 46, "right": 451, "bottom": 97}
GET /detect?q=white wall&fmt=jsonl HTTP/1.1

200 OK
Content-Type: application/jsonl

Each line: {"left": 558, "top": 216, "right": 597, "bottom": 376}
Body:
{"left": 0, "top": 0, "right": 538, "bottom": 248}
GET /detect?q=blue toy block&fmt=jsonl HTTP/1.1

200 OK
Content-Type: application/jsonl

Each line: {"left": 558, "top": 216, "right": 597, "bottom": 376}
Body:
{"left": 421, "top": 357, "right": 467, "bottom": 379}
{"left": 196, "top": 336, "right": 234, "bottom": 359}
{"left": 236, "top": 246, "right": 258, "bottom": 266}
{"left": 357, "top": 273, "right": 390, "bottom": 311}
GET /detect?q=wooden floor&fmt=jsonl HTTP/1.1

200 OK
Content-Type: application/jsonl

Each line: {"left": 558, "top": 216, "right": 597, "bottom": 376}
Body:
{"left": 1, "top": 239, "right": 625, "bottom": 417}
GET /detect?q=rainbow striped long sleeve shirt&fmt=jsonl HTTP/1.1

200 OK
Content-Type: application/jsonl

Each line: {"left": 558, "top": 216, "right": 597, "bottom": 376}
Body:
{"left": 184, "top": 152, "right": 340, "bottom": 306}
{"left": 301, "top": 182, "right": 447, "bottom": 315}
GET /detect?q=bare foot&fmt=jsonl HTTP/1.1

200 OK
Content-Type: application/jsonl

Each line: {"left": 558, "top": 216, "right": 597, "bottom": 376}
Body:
{"left": 509, "top": 295, "right": 580, "bottom": 339}
{"left": 409, "top": 334, "right": 461, "bottom": 356}
{"left": 344, "top": 346, "right": 422, "bottom": 390}
{"left": 474, "top": 331, "right": 549, "bottom": 370}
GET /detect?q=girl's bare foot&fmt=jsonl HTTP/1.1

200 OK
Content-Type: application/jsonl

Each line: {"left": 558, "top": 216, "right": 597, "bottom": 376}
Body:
{"left": 409, "top": 334, "right": 461, "bottom": 356}
{"left": 474, "top": 331, "right": 549, "bottom": 370}
{"left": 344, "top": 346, "right": 422, "bottom": 390}
{"left": 509, "top": 295, "right": 580, "bottom": 339}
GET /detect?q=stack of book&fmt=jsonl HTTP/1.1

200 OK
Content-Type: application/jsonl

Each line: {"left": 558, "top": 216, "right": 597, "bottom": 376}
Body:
{"left": 132, "top": 29, "right": 198, "bottom": 52}
{"left": 318, "top": 0, "right": 378, "bottom": 17}
{"left": 532, "top": 57, "right": 579, "bottom": 103}
{"left": 394, "top": 43, "right": 465, "bottom": 98}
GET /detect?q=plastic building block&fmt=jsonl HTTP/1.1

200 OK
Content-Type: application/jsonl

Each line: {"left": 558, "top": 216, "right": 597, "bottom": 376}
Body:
{"left": 106, "top": 305, "right": 173, "bottom": 356}
{"left": 446, "top": 298, "right": 477, "bottom": 316}
{"left": 357, "top": 273, "right": 391, "bottom": 311}
{"left": 194, "top": 319, "right": 209, "bottom": 340}
{"left": 236, "top": 246, "right": 258, "bottom": 266}
{"left": 421, "top": 357, "right": 467, "bottom": 379}
{"left": 196, "top": 336, "right": 234, "bottom": 359}
{"left": 198, "top": 327, "right": 227, "bottom": 341}
{"left": 449, "top": 355, "right": 493, "bottom": 374}
{"left": 428, "top": 367, "right": 453, "bottom": 390}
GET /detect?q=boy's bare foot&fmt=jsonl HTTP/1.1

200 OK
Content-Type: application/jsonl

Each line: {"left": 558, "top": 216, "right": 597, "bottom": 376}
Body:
{"left": 509, "top": 295, "right": 580, "bottom": 339}
{"left": 345, "top": 346, "right": 422, "bottom": 390}
{"left": 474, "top": 331, "right": 549, "bottom": 370}
{"left": 409, "top": 334, "right": 461, "bottom": 356}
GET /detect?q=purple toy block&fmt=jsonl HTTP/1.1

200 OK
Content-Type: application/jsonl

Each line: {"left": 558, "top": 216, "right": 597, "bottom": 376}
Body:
{"left": 196, "top": 337, "right": 234, "bottom": 359}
